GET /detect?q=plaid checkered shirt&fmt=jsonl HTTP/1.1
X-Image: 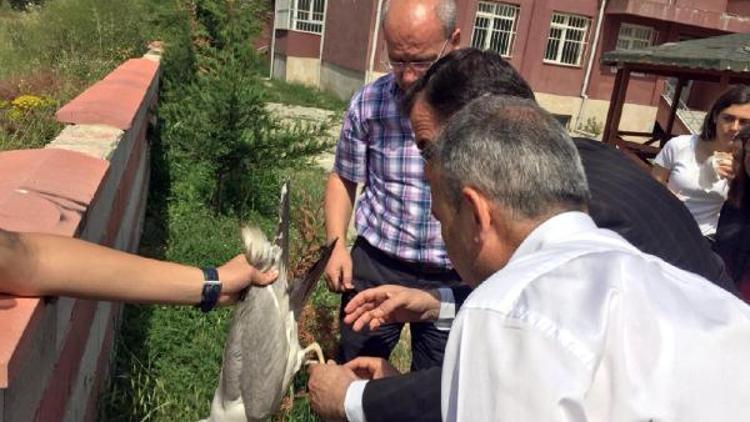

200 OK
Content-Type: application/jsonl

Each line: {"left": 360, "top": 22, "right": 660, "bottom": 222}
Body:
{"left": 333, "top": 73, "right": 450, "bottom": 268}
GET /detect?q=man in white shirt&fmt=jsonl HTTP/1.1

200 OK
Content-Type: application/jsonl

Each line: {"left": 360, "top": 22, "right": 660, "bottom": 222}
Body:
{"left": 438, "top": 95, "right": 750, "bottom": 421}
{"left": 314, "top": 94, "right": 750, "bottom": 421}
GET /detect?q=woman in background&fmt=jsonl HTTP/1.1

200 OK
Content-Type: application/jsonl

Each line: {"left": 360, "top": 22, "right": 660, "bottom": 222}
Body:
{"left": 653, "top": 85, "right": 750, "bottom": 240}
{"left": 715, "top": 125, "right": 750, "bottom": 302}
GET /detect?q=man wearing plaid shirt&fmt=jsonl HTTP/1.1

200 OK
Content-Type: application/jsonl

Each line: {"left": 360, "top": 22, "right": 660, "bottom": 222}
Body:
{"left": 323, "top": 0, "right": 461, "bottom": 371}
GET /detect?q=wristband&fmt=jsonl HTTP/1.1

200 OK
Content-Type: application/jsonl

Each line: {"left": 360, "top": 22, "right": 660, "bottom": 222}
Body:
{"left": 197, "top": 267, "right": 222, "bottom": 313}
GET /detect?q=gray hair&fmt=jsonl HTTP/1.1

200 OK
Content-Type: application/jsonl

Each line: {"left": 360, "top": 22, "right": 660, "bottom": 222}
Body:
{"left": 432, "top": 95, "right": 590, "bottom": 220}
{"left": 382, "top": 0, "right": 457, "bottom": 38}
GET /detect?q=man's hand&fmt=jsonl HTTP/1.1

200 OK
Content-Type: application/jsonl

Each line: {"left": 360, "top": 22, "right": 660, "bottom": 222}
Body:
{"left": 217, "top": 254, "right": 278, "bottom": 305}
{"left": 343, "top": 285, "right": 441, "bottom": 331}
{"left": 344, "top": 356, "right": 401, "bottom": 380}
{"left": 308, "top": 360, "right": 359, "bottom": 421}
{"left": 323, "top": 241, "right": 353, "bottom": 293}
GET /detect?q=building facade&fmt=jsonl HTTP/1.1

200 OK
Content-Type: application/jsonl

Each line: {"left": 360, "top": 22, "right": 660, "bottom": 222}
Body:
{"left": 270, "top": 0, "right": 750, "bottom": 135}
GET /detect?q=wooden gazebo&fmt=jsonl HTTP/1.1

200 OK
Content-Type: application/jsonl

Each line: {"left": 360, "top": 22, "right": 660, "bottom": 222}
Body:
{"left": 601, "top": 33, "right": 750, "bottom": 164}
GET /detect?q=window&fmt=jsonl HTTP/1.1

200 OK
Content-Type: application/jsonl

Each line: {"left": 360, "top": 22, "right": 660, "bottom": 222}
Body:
{"left": 616, "top": 23, "right": 654, "bottom": 50}
{"left": 553, "top": 114, "right": 571, "bottom": 129}
{"left": 470, "top": 2, "right": 520, "bottom": 57}
{"left": 544, "top": 13, "right": 590, "bottom": 66}
{"left": 292, "top": 0, "right": 325, "bottom": 33}
{"left": 276, "top": 0, "right": 325, "bottom": 33}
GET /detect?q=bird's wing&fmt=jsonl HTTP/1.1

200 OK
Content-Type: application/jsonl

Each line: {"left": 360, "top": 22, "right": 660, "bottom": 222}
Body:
{"left": 239, "top": 287, "right": 291, "bottom": 420}
{"left": 288, "top": 237, "right": 338, "bottom": 318}
{"left": 271, "top": 182, "right": 290, "bottom": 298}
{"left": 216, "top": 297, "right": 251, "bottom": 402}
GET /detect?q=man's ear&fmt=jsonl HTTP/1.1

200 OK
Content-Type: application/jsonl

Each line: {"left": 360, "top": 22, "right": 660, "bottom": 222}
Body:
{"left": 461, "top": 186, "right": 492, "bottom": 242}
{"left": 449, "top": 28, "right": 461, "bottom": 48}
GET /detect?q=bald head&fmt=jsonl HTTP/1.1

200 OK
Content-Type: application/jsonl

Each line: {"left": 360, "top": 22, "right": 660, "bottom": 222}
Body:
{"left": 381, "top": 0, "right": 460, "bottom": 90}
{"left": 382, "top": 0, "right": 456, "bottom": 38}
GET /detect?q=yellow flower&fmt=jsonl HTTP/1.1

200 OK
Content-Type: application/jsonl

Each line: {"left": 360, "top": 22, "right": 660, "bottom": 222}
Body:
{"left": 11, "top": 95, "right": 56, "bottom": 111}
{"left": 7, "top": 108, "right": 25, "bottom": 121}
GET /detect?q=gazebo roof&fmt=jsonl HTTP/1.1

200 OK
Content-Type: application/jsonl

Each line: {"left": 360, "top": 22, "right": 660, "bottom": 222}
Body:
{"left": 601, "top": 33, "right": 750, "bottom": 77}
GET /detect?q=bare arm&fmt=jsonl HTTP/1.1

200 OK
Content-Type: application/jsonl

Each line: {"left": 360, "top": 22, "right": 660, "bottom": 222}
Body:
{"left": 323, "top": 172, "right": 358, "bottom": 292}
{"left": 0, "top": 230, "right": 276, "bottom": 305}
{"left": 651, "top": 165, "right": 670, "bottom": 186}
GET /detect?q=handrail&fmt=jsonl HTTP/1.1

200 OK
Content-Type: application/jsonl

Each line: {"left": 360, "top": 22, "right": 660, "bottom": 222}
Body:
{"left": 662, "top": 79, "right": 704, "bottom": 134}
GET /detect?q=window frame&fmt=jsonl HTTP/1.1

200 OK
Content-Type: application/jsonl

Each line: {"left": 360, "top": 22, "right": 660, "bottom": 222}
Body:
{"left": 290, "top": 0, "right": 326, "bottom": 34}
{"left": 616, "top": 23, "right": 655, "bottom": 51}
{"left": 470, "top": 1, "right": 521, "bottom": 58}
{"left": 543, "top": 12, "right": 591, "bottom": 67}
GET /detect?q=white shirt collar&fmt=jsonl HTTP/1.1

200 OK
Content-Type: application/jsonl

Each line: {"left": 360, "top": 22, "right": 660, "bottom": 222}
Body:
{"left": 508, "top": 211, "right": 597, "bottom": 264}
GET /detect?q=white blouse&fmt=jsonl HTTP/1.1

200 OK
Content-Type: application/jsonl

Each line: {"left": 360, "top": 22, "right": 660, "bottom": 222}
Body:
{"left": 654, "top": 134, "right": 728, "bottom": 236}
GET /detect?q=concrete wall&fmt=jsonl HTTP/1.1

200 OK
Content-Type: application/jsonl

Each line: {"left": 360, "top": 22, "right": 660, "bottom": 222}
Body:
{"left": 510, "top": 0, "right": 600, "bottom": 98}
{"left": 322, "top": 0, "right": 378, "bottom": 73}
{"left": 317, "top": 0, "right": 378, "bottom": 96}
{"left": 607, "top": 0, "right": 750, "bottom": 32}
{"left": 281, "top": 0, "right": 750, "bottom": 117}
{"left": 0, "top": 47, "right": 161, "bottom": 422}
{"left": 286, "top": 56, "right": 323, "bottom": 86}
{"left": 321, "top": 61, "right": 368, "bottom": 101}
{"left": 728, "top": 0, "right": 750, "bottom": 15}
{"left": 273, "top": 52, "right": 326, "bottom": 87}
{"left": 274, "top": 29, "right": 321, "bottom": 58}
{"left": 587, "top": 14, "right": 667, "bottom": 106}
{"left": 272, "top": 28, "right": 323, "bottom": 86}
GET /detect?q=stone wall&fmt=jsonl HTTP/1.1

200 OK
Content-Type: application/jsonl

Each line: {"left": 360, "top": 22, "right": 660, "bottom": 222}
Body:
{"left": 0, "top": 47, "right": 161, "bottom": 422}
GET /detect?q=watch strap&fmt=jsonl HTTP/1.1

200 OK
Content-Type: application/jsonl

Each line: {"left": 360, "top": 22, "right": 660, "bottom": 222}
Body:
{"left": 197, "top": 266, "right": 222, "bottom": 312}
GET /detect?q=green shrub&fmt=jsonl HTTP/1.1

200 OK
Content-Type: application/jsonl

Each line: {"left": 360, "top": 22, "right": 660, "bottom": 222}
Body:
{"left": 99, "top": 2, "right": 338, "bottom": 421}
{"left": 161, "top": 54, "right": 332, "bottom": 216}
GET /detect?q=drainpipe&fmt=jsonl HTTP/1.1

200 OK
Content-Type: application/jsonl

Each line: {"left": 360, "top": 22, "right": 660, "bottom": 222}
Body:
{"left": 575, "top": 0, "right": 607, "bottom": 133}
{"left": 317, "top": 0, "right": 329, "bottom": 87}
{"left": 367, "top": 0, "right": 385, "bottom": 84}
{"left": 269, "top": 1, "right": 279, "bottom": 79}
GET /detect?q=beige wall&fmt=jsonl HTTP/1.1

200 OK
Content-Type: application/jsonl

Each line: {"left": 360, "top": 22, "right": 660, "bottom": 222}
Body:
{"left": 274, "top": 54, "right": 324, "bottom": 88}
{"left": 321, "top": 61, "right": 367, "bottom": 101}
{"left": 285, "top": 56, "right": 322, "bottom": 87}
{"left": 535, "top": 92, "right": 657, "bottom": 138}
{"left": 272, "top": 53, "right": 287, "bottom": 81}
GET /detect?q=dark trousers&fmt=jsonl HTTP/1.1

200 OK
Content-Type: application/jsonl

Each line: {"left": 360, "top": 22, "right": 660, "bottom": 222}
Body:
{"left": 338, "top": 237, "right": 460, "bottom": 371}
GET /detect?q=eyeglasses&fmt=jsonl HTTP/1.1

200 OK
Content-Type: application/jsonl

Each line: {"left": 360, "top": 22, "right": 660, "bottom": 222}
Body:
{"left": 385, "top": 39, "right": 449, "bottom": 73}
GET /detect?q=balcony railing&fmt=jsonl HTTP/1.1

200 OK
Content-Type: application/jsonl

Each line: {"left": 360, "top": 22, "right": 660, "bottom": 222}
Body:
{"left": 662, "top": 78, "right": 705, "bottom": 134}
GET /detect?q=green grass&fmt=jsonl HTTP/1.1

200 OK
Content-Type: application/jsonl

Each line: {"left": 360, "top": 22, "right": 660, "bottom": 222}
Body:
{"left": 0, "top": 0, "right": 161, "bottom": 152}
{"left": 0, "top": 105, "right": 62, "bottom": 151}
{"left": 244, "top": 53, "right": 347, "bottom": 113}
{"left": 100, "top": 161, "right": 335, "bottom": 421}
{"left": 261, "top": 78, "right": 348, "bottom": 112}
{"left": 101, "top": 162, "right": 412, "bottom": 421}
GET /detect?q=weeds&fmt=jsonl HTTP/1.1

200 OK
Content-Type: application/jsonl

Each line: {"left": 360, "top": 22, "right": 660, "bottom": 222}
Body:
{"left": 0, "top": 0, "right": 161, "bottom": 151}
{"left": 578, "top": 116, "right": 604, "bottom": 137}
{"left": 261, "top": 77, "right": 348, "bottom": 112}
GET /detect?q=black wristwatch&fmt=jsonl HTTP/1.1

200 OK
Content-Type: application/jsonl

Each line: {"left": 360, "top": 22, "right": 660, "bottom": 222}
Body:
{"left": 197, "top": 267, "right": 222, "bottom": 313}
